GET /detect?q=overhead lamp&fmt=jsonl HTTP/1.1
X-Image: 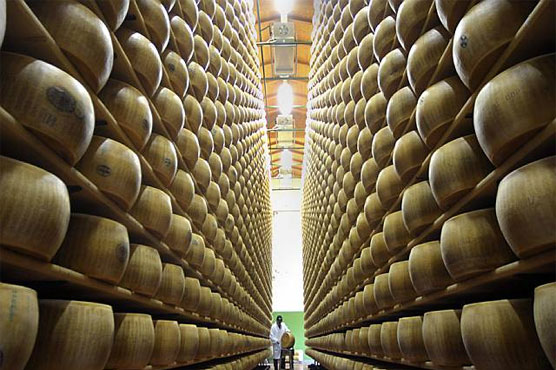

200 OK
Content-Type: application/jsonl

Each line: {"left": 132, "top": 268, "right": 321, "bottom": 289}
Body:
{"left": 277, "top": 81, "right": 294, "bottom": 115}
{"left": 281, "top": 149, "right": 293, "bottom": 171}
{"left": 275, "top": 0, "right": 294, "bottom": 21}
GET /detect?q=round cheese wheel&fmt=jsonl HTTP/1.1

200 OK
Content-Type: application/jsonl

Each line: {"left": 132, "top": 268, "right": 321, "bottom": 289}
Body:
{"left": 461, "top": 299, "right": 551, "bottom": 370}
{"left": 76, "top": 136, "right": 141, "bottom": 210}
{"left": 0, "top": 52, "right": 94, "bottom": 164}
{"left": 120, "top": 244, "right": 162, "bottom": 297}
{"left": 0, "top": 156, "right": 70, "bottom": 260}
{"left": 27, "top": 300, "right": 114, "bottom": 370}
{"left": 106, "top": 313, "right": 155, "bottom": 369}
{"left": 31, "top": 0, "right": 114, "bottom": 92}
{"left": 423, "top": 309, "right": 470, "bottom": 366}
{"left": 54, "top": 213, "right": 129, "bottom": 284}
{"left": 0, "top": 283, "right": 39, "bottom": 370}
{"left": 99, "top": 79, "right": 153, "bottom": 151}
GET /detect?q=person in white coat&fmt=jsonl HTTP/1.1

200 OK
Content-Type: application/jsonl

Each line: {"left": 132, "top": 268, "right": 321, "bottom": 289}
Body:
{"left": 269, "top": 315, "right": 290, "bottom": 370}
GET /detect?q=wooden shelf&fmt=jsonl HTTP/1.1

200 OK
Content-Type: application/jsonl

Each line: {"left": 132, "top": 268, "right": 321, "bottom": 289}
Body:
{"left": 147, "top": 348, "right": 269, "bottom": 370}
{"left": 0, "top": 246, "right": 268, "bottom": 338}
{"left": 309, "top": 347, "right": 475, "bottom": 370}
{"left": 308, "top": 248, "right": 555, "bottom": 337}
{"left": 305, "top": 0, "right": 555, "bottom": 321}
{"left": 3, "top": 0, "right": 272, "bottom": 327}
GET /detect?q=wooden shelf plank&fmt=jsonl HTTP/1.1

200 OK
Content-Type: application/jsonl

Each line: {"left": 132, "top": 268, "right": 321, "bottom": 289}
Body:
{"left": 308, "top": 249, "right": 555, "bottom": 337}
{"left": 309, "top": 347, "right": 475, "bottom": 370}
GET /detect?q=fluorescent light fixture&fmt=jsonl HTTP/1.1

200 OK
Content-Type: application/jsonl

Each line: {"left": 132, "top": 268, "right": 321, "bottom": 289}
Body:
{"left": 275, "top": 0, "right": 294, "bottom": 17}
{"left": 281, "top": 149, "right": 293, "bottom": 171}
{"left": 277, "top": 81, "right": 294, "bottom": 115}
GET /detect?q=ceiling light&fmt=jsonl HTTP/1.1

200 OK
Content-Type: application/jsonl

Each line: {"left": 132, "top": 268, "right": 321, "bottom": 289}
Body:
{"left": 275, "top": 0, "right": 294, "bottom": 18}
{"left": 277, "top": 81, "right": 293, "bottom": 115}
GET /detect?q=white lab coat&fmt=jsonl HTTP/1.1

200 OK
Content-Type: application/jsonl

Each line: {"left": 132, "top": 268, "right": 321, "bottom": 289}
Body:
{"left": 269, "top": 322, "right": 290, "bottom": 359}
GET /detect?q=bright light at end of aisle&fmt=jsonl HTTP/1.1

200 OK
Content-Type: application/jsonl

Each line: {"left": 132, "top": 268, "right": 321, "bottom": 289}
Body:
{"left": 281, "top": 149, "right": 293, "bottom": 171}
{"left": 277, "top": 81, "right": 294, "bottom": 115}
{"left": 275, "top": 0, "right": 294, "bottom": 17}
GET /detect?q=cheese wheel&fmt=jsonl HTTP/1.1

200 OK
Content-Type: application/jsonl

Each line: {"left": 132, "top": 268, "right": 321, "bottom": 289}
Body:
{"left": 162, "top": 50, "right": 189, "bottom": 98}
{"left": 129, "top": 185, "right": 172, "bottom": 238}
{"left": 388, "top": 260, "right": 417, "bottom": 303}
{"left": 365, "top": 92, "right": 387, "bottom": 134}
{"left": 496, "top": 156, "right": 556, "bottom": 258}
{"left": 373, "top": 17, "right": 398, "bottom": 62}
{"left": 435, "top": 0, "right": 470, "bottom": 33}
{"left": 368, "top": 0, "right": 391, "bottom": 31}
{"left": 0, "top": 52, "right": 94, "bottom": 164}
{"left": 383, "top": 211, "right": 411, "bottom": 255}
{"left": 408, "top": 241, "right": 452, "bottom": 294}
{"left": 135, "top": 0, "right": 170, "bottom": 52}
{"left": 76, "top": 136, "right": 141, "bottom": 210}
{"left": 169, "top": 170, "right": 195, "bottom": 210}
{"left": 0, "top": 156, "right": 70, "bottom": 260}
{"left": 396, "top": 0, "right": 433, "bottom": 50}
{"left": 429, "top": 135, "right": 493, "bottom": 209}
{"left": 408, "top": 27, "right": 450, "bottom": 95}
{"left": 440, "top": 208, "right": 516, "bottom": 281}
{"left": 96, "top": 0, "right": 129, "bottom": 31}
{"left": 397, "top": 316, "right": 429, "bottom": 362}
{"left": 0, "top": 283, "right": 39, "bottom": 370}
{"left": 453, "top": 0, "right": 534, "bottom": 90}
{"left": 181, "top": 277, "right": 201, "bottom": 311}
{"left": 372, "top": 126, "right": 395, "bottom": 168}
{"left": 386, "top": 87, "right": 417, "bottom": 139}
{"left": 534, "top": 282, "right": 556, "bottom": 369}
{"left": 378, "top": 49, "right": 407, "bottom": 100}
{"left": 416, "top": 75, "right": 471, "bottom": 148}
{"left": 423, "top": 309, "right": 470, "bottom": 366}
{"left": 180, "top": 0, "right": 199, "bottom": 31}
{"left": 474, "top": 54, "right": 555, "bottom": 165}
{"left": 155, "top": 263, "right": 185, "bottom": 305}
{"left": 151, "top": 320, "right": 180, "bottom": 365}
{"left": 381, "top": 321, "right": 402, "bottom": 358}
{"left": 116, "top": 28, "right": 162, "bottom": 96}
{"left": 178, "top": 324, "right": 200, "bottom": 361}
{"left": 461, "top": 299, "right": 551, "bottom": 370}
{"left": 281, "top": 332, "right": 295, "bottom": 348}
{"left": 120, "top": 244, "right": 162, "bottom": 297}
{"left": 153, "top": 87, "right": 185, "bottom": 139}
{"left": 185, "top": 232, "right": 206, "bottom": 268}
{"left": 393, "top": 131, "right": 428, "bottom": 183}
{"left": 26, "top": 300, "right": 114, "bottom": 370}
{"left": 374, "top": 273, "right": 395, "bottom": 309}
{"left": 176, "top": 128, "right": 200, "bottom": 170}
{"left": 143, "top": 134, "right": 178, "bottom": 186}
{"left": 401, "top": 180, "right": 442, "bottom": 235}
{"left": 54, "top": 213, "right": 129, "bottom": 284}
{"left": 370, "top": 232, "right": 391, "bottom": 268}
{"left": 376, "top": 165, "right": 403, "bottom": 209}
{"left": 188, "top": 62, "right": 209, "bottom": 101}
{"left": 99, "top": 79, "right": 152, "bottom": 151}
{"left": 106, "top": 313, "right": 155, "bottom": 369}
{"left": 197, "top": 327, "right": 211, "bottom": 359}
{"left": 361, "top": 64, "right": 380, "bottom": 100}
{"left": 31, "top": 0, "right": 113, "bottom": 92}
{"left": 170, "top": 15, "right": 194, "bottom": 62}
{"left": 163, "top": 214, "right": 192, "bottom": 257}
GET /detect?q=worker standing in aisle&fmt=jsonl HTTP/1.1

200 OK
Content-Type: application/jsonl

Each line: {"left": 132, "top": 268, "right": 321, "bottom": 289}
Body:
{"left": 270, "top": 315, "right": 290, "bottom": 370}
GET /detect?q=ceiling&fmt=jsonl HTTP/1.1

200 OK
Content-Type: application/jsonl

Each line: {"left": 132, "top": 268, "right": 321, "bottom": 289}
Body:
{"left": 253, "top": 0, "right": 314, "bottom": 179}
